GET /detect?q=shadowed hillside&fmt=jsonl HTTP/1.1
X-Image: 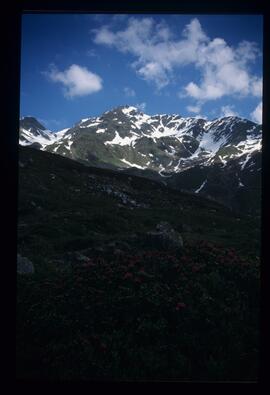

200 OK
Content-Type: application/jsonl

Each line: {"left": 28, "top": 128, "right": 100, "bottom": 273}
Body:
{"left": 17, "top": 146, "right": 260, "bottom": 381}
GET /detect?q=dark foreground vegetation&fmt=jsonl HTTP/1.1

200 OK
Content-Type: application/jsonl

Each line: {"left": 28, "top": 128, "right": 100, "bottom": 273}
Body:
{"left": 16, "top": 147, "right": 260, "bottom": 381}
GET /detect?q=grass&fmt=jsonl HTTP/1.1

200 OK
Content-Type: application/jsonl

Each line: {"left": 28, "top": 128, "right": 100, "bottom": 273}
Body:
{"left": 16, "top": 146, "right": 260, "bottom": 381}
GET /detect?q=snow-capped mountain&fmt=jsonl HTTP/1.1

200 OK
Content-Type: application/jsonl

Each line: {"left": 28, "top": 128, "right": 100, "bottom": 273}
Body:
{"left": 19, "top": 106, "right": 262, "bottom": 214}
{"left": 19, "top": 117, "right": 69, "bottom": 149}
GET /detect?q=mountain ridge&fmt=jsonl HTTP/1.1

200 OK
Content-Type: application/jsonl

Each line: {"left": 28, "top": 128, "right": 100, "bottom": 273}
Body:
{"left": 19, "top": 105, "right": 262, "bottom": 215}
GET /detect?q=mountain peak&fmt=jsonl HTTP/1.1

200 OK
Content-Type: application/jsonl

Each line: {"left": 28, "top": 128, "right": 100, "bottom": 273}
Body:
{"left": 19, "top": 106, "right": 261, "bottom": 178}
{"left": 113, "top": 105, "right": 139, "bottom": 115}
{"left": 20, "top": 117, "right": 46, "bottom": 131}
{"left": 99, "top": 105, "right": 140, "bottom": 120}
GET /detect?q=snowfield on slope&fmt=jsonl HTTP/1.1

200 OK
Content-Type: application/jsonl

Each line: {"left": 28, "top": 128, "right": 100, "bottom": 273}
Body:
{"left": 19, "top": 106, "right": 262, "bottom": 175}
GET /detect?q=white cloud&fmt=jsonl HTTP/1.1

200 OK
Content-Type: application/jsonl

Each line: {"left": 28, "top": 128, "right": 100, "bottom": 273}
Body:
{"left": 135, "top": 102, "right": 146, "bottom": 112}
{"left": 93, "top": 17, "right": 209, "bottom": 89}
{"left": 251, "top": 101, "right": 262, "bottom": 124}
{"left": 92, "top": 16, "right": 262, "bottom": 104}
{"left": 220, "top": 105, "right": 239, "bottom": 117}
{"left": 194, "top": 114, "right": 207, "bottom": 120}
{"left": 250, "top": 77, "right": 263, "bottom": 97}
{"left": 136, "top": 62, "right": 170, "bottom": 88}
{"left": 155, "top": 21, "right": 173, "bottom": 41}
{"left": 46, "top": 64, "right": 102, "bottom": 98}
{"left": 123, "top": 86, "right": 136, "bottom": 97}
{"left": 186, "top": 104, "right": 201, "bottom": 114}
{"left": 235, "top": 40, "right": 260, "bottom": 64}
{"left": 183, "top": 37, "right": 259, "bottom": 101}
{"left": 93, "top": 26, "right": 116, "bottom": 45}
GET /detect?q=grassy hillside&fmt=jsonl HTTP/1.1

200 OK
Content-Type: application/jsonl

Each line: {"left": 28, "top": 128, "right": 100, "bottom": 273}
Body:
{"left": 17, "top": 146, "right": 260, "bottom": 381}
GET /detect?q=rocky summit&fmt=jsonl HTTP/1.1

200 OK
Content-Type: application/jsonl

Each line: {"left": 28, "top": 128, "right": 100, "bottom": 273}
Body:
{"left": 19, "top": 106, "right": 262, "bottom": 214}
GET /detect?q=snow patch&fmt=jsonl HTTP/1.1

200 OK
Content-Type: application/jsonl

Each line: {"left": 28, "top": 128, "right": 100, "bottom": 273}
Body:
{"left": 20, "top": 128, "right": 55, "bottom": 148}
{"left": 195, "top": 179, "right": 207, "bottom": 193}
{"left": 80, "top": 117, "right": 91, "bottom": 123}
{"left": 240, "top": 154, "right": 251, "bottom": 171}
{"left": 121, "top": 106, "right": 138, "bottom": 115}
{"left": 120, "top": 158, "right": 146, "bottom": 169}
{"left": 104, "top": 131, "right": 138, "bottom": 146}
{"left": 218, "top": 155, "right": 227, "bottom": 166}
{"left": 199, "top": 131, "right": 226, "bottom": 154}
{"left": 55, "top": 128, "right": 70, "bottom": 137}
{"left": 238, "top": 178, "right": 244, "bottom": 187}
{"left": 80, "top": 121, "right": 101, "bottom": 129}
{"left": 64, "top": 140, "right": 73, "bottom": 150}
{"left": 158, "top": 165, "right": 171, "bottom": 177}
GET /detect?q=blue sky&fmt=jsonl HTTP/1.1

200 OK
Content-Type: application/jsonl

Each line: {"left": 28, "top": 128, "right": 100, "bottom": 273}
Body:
{"left": 20, "top": 14, "right": 263, "bottom": 131}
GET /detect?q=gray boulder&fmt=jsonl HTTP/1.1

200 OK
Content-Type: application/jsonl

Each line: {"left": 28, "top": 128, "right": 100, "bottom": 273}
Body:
{"left": 17, "top": 254, "right": 35, "bottom": 274}
{"left": 145, "top": 221, "right": 184, "bottom": 251}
